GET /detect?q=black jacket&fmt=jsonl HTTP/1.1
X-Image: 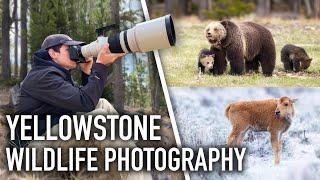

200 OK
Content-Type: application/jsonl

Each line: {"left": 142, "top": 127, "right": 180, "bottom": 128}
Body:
{"left": 15, "top": 49, "right": 108, "bottom": 147}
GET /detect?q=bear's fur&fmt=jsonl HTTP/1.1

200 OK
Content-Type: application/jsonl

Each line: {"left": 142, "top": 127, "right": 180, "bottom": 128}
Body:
{"left": 198, "top": 48, "right": 214, "bottom": 74}
{"left": 281, "top": 44, "right": 312, "bottom": 72}
{"left": 197, "top": 48, "right": 227, "bottom": 75}
{"left": 205, "top": 20, "right": 276, "bottom": 76}
{"left": 210, "top": 47, "right": 227, "bottom": 75}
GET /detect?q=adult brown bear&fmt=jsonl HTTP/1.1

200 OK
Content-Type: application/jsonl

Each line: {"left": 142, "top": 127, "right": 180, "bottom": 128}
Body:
{"left": 205, "top": 20, "right": 276, "bottom": 76}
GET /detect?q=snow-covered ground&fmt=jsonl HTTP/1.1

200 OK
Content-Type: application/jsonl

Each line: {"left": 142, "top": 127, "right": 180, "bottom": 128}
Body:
{"left": 169, "top": 87, "right": 320, "bottom": 180}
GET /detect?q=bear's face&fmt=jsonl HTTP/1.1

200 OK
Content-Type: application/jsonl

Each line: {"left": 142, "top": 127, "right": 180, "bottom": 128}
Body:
{"left": 200, "top": 54, "right": 215, "bottom": 71}
{"left": 204, "top": 22, "right": 227, "bottom": 49}
{"left": 301, "top": 58, "right": 312, "bottom": 69}
{"left": 290, "top": 52, "right": 312, "bottom": 70}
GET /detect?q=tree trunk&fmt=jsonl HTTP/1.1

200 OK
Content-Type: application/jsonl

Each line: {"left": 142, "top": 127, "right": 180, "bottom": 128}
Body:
{"left": 179, "top": 0, "right": 188, "bottom": 15}
{"left": 292, "top": 0, "right": 301, "bottom": 15}
{"left": 207, "top": 0, "right": 212, "bottom": 11}
{"left": 148, "top": 52, "right": 161, "bottom": 113}
{"left": 14, "top": 0, "right": 19, "bottom": 77}
{"left": 304, "top": 0, "right": 313, "bottom": 17}
{"left": 111, "top": 0, "right": 125, "bottom": 110}
{"left": 1, "top": 0, "right": 11, "bottom": 79}
{"left": 256, "top": 0, "right": 271, "bottom": 16}
{"left": 20, "top": 0, "right": 28, "bottom": 80}
{"left": 164, "top": 0, "right": 171, "bottom": 14}
{"left": 145, "top": 0, "right": 153, "bottom": 16}
{"left": 315, "top": 0, "right": 320, "bottom": 18}
{"left": 165, "top": 0, "right": 188, "bottom": 16}
{"left": 198, "top": 0, "right": 208, "bottom": 19}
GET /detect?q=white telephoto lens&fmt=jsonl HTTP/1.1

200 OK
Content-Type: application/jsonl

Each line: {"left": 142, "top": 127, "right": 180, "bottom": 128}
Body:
{"left": 80, "top": 14, "right": 175, "bottom": 57}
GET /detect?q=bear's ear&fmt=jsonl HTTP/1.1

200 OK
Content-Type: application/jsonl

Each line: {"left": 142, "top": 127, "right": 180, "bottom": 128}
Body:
{"left": 221, "top": 20, "right": 230, "bottom": 28}
{"left": 211, "top": 54, "right": 215, "bottom": 58}
{"left": 220, "top": 20, "right": 233, "bottom": 37}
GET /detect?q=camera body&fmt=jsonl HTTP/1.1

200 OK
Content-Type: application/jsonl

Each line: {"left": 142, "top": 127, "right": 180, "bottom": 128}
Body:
{"left": 69, "top": 45, "right": 86, "bottom": 63}
{"left": 68, "top": 15, "right": 175, "bottom": 63}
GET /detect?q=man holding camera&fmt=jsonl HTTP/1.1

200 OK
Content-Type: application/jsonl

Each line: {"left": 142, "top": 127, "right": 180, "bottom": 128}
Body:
{"left": 15, "top": 34, "right": 125, "bottom": 147}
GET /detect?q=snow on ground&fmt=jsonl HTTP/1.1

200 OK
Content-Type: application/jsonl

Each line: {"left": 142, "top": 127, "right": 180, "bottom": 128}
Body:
{"left": 169, "top": 87, "right": 320, "bottom": 180}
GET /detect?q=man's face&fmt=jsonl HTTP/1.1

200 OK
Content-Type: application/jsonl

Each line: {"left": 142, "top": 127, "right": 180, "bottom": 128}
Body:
{"left": 49, "top": 44, "right": 77, "bottom": 70}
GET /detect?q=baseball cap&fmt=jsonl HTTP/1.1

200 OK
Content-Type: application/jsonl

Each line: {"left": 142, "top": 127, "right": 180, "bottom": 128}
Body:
{"left": 41, "top": 34, "right": 85, "bottom": 50}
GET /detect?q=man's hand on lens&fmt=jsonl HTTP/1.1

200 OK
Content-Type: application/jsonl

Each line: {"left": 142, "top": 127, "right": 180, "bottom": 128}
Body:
{"left": 79, "top": 57, "right": 93, "bottom": 75}
{"left": 96, "top": 43, "right": 126, "bottom": 65}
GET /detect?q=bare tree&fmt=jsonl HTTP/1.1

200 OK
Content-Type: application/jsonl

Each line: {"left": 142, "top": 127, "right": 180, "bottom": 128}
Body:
{"left": 165, "top": 0, "right": 190, "bottom": 16}
{"left": 292, "top": 0, "right": 301, "bottom": 15}
{"left": 14, "top": 0, "right": 18, "bottom": 77}
{"left": 20, "top": 0, "right": 28, "bottom": 80}
{"left": 256, "top": 0, "right": 271, "bottom": 16}
{"left": 145, "top": 0, "right": 153, "bottom": 16}
{"left": 1, "top": 0, "right": 11, "bottom": 79}
{"left": 315, "top": 0, "right": 320, "bottom": 18}
{"left": 111, "top": 0, "right": 125, "bottom": 110}
{"left": 198, "top": 0, "right": 208, "bottom": 19}
{"left": 179, "top": 0, "right": 189, "bottom": 15}
{"left": 164, "top": 0, "right": 170, "bottom": 13}
{"left": 304, "top": 0, "right": 313, "bottom": 17}
{"left": 148, "top": 52, "right": 161, "bottom": 112}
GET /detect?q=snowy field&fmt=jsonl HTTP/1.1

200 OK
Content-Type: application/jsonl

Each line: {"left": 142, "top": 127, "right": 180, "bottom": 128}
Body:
{"left": 170, "top": 87, "right": 320, "bottom": 180}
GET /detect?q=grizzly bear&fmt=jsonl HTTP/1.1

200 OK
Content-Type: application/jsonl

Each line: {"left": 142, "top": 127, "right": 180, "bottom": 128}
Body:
{"left": 198, "top": 48, "right": 214, "bottom": 74}
{"left": 204, "top": 20, "right": 276, "bottom": 76}
{"left": 281, "top": 44, "right": 312, "bottom": 72}
{"left": 197, "top": 48, "right": 227, "bottom": 75}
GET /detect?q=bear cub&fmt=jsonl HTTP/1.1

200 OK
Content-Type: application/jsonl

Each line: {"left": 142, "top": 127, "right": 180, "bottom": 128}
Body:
{"left": 281, "top": 44, "right": 312, "bottom": 72}
{"left": 198, "top": 48, "right": 214, "bottom": 74}
{"left": 198, "top": 48, "right": 226, "bottom": 75}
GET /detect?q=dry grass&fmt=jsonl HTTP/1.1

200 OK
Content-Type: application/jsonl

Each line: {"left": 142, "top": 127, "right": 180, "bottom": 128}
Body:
{"left": 160, "top": 15, "right": 320, "bottom": 87}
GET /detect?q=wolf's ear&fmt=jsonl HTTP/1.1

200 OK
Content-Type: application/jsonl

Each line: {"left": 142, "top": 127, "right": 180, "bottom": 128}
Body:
{"left": 292, "top": 98, "right": 298, "bottom": 103}
{"left": 212, "top": 54, "right": 215, "bottom": 58}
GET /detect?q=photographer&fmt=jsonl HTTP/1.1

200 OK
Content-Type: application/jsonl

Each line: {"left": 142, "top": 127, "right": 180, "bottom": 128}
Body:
{"left": 15, "top": 34, "right": 125, "bottom": 147}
